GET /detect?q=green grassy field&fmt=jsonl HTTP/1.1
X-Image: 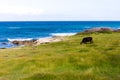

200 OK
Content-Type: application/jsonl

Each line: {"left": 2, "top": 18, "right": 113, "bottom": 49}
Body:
{"left": 0, "top": 32, "right": 120, "bottom": 80}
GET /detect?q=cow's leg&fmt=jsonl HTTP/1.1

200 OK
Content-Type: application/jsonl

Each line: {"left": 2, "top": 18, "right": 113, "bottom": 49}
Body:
{"left": 80, "top": 42, "right": 83, "bottom": 44}
{"left": 90, "top": 40, "right": 93, "bottom": 43}
{"left": 84, "top": 41, "right": 87, "bottom": 44}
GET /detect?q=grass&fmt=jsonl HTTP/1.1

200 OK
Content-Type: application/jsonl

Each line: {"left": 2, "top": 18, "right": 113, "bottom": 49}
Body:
{"left": 0, "top": 32, "right": 120, "bottom": 80}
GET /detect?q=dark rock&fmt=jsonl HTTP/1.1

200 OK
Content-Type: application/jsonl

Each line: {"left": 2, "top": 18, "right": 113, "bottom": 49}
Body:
{"left": 12, "top": 41, "right": 19, "bottom": 45}
{"left": 2, "top": 42, "right": 7, "bottom": 45}
{"left": 11, "top": 39, "right": 37, "bottom": 46}
{"left": 0, "top": 48, "right": 6, "bottom": 49}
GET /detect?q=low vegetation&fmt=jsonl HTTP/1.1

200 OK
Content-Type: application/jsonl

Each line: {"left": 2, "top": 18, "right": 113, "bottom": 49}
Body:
{"left": 0, "top": 32, "right": 120, "bottom": 80}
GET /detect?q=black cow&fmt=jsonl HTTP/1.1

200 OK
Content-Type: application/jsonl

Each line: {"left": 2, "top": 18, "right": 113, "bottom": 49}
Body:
{"left": 80, "top": 37, "right": 93, "bottom": 44}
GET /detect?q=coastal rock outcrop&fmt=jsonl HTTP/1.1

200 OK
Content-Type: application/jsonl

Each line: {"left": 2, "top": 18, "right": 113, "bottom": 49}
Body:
{"left": 77, "top": 27, "right": 120, "bottom": 35}
{"left": 84, "top": 28, "right": 114, "bottom": 33}
{"left": 11, "top": 39, "right": 37, "bottom": 46}
{"left": 11, "top": 37, "right": 65, "bottom": 46}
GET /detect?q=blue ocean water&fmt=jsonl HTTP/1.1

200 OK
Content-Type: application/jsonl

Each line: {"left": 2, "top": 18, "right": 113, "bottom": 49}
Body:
{"left": 0, "top": 21, "right": 120, "bottom": 48}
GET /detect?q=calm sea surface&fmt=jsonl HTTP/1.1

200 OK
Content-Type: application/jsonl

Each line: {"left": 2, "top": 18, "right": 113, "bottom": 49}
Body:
{"left": 0, "top": 21, "right": 120, "bottom": 48}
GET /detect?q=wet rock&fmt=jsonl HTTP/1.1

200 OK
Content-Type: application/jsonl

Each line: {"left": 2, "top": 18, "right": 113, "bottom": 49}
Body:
{"left": 11, "top": 39, "right": 37, "bottom": 46}
{"left": 2, "top": 42, "right": 7, "bottom": 45}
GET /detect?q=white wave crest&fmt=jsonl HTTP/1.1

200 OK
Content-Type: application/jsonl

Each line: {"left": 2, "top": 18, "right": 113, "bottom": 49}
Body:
{"left": 8, "top": 38, "right": 33, "bottom": 42}
{"left": 50, "top": 33, "right": 76, "bottom": 37}
{"left": 117, "top": 28, "right": 120, "bottom": 29}
{"left": 8, "top": 27, "right": 21, "bottom": 29}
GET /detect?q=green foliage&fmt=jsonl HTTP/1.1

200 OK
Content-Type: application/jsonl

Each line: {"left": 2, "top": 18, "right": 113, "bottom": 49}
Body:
{"left": 0, "top": 32, "right": 120, "bottom": 80}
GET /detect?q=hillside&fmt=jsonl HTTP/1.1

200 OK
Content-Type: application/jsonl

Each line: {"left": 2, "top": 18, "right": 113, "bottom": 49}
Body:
{"left": 0, "top": 32, "right": 120, "bottom": 80}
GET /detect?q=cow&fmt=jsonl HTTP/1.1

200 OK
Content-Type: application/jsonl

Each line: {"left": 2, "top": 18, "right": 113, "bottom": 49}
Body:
{"left": 80, "top": 37, "right": 93, "bottom": 44}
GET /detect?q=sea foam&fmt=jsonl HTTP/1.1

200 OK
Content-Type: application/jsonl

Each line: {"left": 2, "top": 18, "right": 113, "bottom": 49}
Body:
{"left": 8, "top": 27, "right": 21, "bottom": 29}
{"left": 8, "top": 38, "right": 33, "bottom": 42}
{"left": 50, "top": 33, "right": 76, "bottom": 37}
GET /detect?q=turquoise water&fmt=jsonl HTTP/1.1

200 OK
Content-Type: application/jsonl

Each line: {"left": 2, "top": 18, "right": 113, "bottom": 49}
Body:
{"left": 0, "top": 21, "right": 120, "bottom": 48}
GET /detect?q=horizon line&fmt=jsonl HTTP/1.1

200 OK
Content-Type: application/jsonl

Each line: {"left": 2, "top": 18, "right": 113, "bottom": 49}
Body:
{"left": 0, "top": 20, "right": 120, "bottom": 22}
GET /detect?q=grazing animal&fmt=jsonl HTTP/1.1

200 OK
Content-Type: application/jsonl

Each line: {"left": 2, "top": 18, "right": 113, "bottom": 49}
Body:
{"left": 80, "top": 37, "right": 93, "bottom": 44}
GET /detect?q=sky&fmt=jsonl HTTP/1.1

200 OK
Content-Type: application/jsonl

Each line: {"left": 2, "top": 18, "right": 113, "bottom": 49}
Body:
{"left": 0, "top": 0, "right": 120, "bottom": 21}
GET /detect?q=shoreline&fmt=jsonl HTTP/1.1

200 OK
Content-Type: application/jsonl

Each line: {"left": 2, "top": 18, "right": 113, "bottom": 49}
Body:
{"left": 35, "top": 36, "right": 66, "bottom": 45}
{"left": 0, "top": 27, "right": 120, "bottom": 49}
{"left": 0, "top": 33, "right": 76, "bottom": 49}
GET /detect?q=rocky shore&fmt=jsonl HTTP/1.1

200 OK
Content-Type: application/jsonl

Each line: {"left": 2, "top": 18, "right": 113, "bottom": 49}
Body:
{"left": 10, "top": 36, "right": 65, "bottom": 47}
{"left": 1, "top": 27, "right": 120, "bottom": 48}
{"left": 11, "top": 39, "right": 37, "bottom": 46}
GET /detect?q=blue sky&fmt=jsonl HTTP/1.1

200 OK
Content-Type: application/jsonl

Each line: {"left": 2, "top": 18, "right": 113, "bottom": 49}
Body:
{"left": 0, "top": 0, "right": 120, "bottom": 21}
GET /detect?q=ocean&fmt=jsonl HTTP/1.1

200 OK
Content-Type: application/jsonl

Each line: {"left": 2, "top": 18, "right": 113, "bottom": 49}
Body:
{"left": 0, "top": 21, "right": 120, "bottom": 48}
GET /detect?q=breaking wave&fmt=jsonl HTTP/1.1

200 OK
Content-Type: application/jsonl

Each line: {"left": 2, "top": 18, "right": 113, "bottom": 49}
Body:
{"left": 8, "top": 38, "right": 33, "bottom": 42}
{"left": 8, "top": 27, "right": 21, "bottom": 29}
{"left": 50, "top": 33, "right": 77, "bottom": 36}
